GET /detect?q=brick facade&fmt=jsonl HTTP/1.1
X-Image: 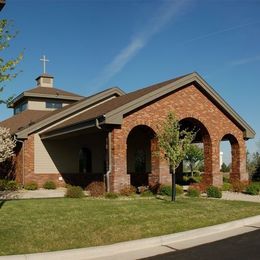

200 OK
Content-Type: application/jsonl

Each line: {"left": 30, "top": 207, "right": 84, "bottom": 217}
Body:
{"left": 12, "top": 83, "right": 248, "bottom": 191}
{"left": 109, "top": 83, "right": 247, "bottom": 192}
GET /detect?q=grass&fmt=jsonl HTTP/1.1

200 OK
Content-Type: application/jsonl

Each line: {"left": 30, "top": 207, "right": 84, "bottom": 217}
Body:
{"left": 0, "top": 197, "right": 260, "bottom": 255}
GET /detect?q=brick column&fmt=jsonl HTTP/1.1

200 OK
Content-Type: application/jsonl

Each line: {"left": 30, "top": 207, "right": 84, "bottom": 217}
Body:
{"left": 202, "top": 136, "right": 222, "bottom": 187}
{"left": 148, "top": 137, "right": 160, "bottom": 186}
{"left": 110, "top": 129, "right": 130, "bottom": 192}
{"left": 230, "top": 139, "right": 247, "bottom": 183}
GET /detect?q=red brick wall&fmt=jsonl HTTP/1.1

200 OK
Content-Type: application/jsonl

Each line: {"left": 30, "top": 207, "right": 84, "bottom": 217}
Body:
{"left": 14, "top": 135, "right": 65, "bottom": 187}
{"left": 110, "top": 84, "right": 247, "bottom": 192}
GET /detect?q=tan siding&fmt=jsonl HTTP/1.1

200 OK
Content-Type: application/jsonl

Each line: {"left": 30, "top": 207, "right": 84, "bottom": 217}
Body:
{"left": 34, "top": 132, "right": 106, "bottom": 174}
{"left": 34, "top": 134, "right": 59, "bottom": 173}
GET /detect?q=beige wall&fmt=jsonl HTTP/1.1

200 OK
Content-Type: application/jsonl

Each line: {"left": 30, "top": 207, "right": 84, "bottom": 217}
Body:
{"left": 34, "top": 132, "right": 106, "bottom": 174}
{"left": 28, "top": 99, "right": 71, "bottom": 111}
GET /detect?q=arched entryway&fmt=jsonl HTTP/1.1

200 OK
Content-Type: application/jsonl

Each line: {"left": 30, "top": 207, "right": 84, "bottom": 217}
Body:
{"left": 127, "top": 125, "right": 156, "bottom": 188}
{"left": 179, "top": 117, "right": 212, "bottom": 184}
{"left": 220, "top": 134, "right": 240, "bottom": 182}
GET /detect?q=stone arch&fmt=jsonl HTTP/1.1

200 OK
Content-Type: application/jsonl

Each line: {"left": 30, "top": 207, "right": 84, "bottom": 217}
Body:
{"left": 126, "top": 125, "right": 158, "bottom": 188}
{"left": 220, "top": 133, "right": 240, "bottom": 182}
{"left": 179, "top": 117, "right": 213, "bottom": 184}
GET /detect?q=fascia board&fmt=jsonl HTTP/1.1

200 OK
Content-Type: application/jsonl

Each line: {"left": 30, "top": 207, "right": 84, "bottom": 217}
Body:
{"left": 16, "top": 88, "right": 124, "bottom": 139}
{"left": 105, "top": 72, "right": 255, "bottom": 139}
{"left": 194, "top": 74, "right": 255, "bottom": 139}
{"left": 104, "top": 74, "right": 196, "bottom": 124}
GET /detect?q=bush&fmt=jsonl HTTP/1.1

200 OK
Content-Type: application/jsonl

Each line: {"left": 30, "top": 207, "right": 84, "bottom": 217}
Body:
{"left": 158, "top": 184, "right": 183, "bottom": 196}
{"left": 246, "top": 183, "right": 260, "bottom": 195}
{"left": 105, "top": 192, "right": 119, "bottom": 199}
{"left": 231, "top": 180, "right": 248, "bottom": 192}
{"left": 65, "top": 185, "right": 84, "bottom": 198}
{"left": 43, "top": 180, "right": 56, "bottom": 190}
{"left": 140, "top": 190, "right": 154, "bottom": 197}
{"left": 206, "top": 186, "right": 222, "bottom": 198}
{"left": 119, "top": 185, "right": 136, "bottom": 196}
{"left": 6, "top": 180, "right": 19, "bottom": 191}
{"left": 0, "top": 179, "right": 18, "bottom": 191}
{"left": 24, "top": 182, "right": 38, "bottom": 190}
{"left": 222, "top": 182, "right": 232, "bottom": 191}
{"left": 0, "top": 179, "right": 8, "bottom": 191}
{"left": 187, "top": 186, "right": 200, "bottom": 197}
{"left": 149, "top": 183, "right": 160, "bottom": 194}
{"left": 86, "top": 181, "right": 105, "bottom": 197}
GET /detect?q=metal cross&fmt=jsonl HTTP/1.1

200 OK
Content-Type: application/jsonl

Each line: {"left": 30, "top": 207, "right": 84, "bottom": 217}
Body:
{"left": 40, "top": 55, "right": 49, "bottom": 74}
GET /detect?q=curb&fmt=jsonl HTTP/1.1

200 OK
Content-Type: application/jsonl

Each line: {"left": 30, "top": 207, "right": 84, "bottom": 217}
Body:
{"left": 1, "top": 215, "right": 260, "bottom": 260}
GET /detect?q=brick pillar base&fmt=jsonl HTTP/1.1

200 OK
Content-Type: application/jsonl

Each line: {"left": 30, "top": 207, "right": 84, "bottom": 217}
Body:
{"left": 110, "top": 173, "right": 130, "bottom": 193}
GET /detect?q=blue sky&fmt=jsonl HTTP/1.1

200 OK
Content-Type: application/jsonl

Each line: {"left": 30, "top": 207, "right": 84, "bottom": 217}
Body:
{"left": 1, "top": 0, "right": 260, "bottom": 162}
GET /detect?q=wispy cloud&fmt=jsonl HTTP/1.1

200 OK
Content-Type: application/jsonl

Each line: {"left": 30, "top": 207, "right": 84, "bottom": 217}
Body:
{"left": 92, "top": 0, "right": 189, "bottom": 88}
{"left": 230, "top": 55, "right": 260, "bottom": 66}
{"left": 182, "top": 20, "right": 260, "bottom": 45}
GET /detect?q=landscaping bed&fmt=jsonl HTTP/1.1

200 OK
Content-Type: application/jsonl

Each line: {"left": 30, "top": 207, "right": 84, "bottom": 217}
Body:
{"left": 0, "top": 197, "right": 260, "bottom": 255}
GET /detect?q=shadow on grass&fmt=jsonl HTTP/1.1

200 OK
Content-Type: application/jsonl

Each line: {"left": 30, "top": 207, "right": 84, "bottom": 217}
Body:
{"left": 0, "top": 200, "right": 6, "bottom": 209}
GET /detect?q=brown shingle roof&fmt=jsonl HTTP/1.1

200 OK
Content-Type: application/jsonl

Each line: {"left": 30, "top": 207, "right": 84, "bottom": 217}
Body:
{"left": 25, "top": 87, "right": 83, "bottom": 98}
{"left": 45, "top": 74, "right": 189, "bottom": 132}
{"left": 0, "top": 110, "right": 52, "bottom": 134}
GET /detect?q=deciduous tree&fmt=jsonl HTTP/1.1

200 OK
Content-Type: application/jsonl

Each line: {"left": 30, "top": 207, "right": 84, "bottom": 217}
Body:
{"left": 0, "top": 127, "right": 16, "bottom": 163}
{"left": 156, "top": 112, "right": 195, "bottom": 201}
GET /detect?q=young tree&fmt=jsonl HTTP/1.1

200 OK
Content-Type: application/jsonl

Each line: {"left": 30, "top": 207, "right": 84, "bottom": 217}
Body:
{"left": 156, "top": 112, "right": 195, "bottom": 201}
{"left": 220, "top": 162, "right": 230, "bottom": 173}
{"left": 0, "top": 19, "right": 23, "bottom": 104}
{"left": 185, "top": 144, "right": 204, "bottom": 177}
{"left": 0, "top": 127, "right": 16, "bottom": 163}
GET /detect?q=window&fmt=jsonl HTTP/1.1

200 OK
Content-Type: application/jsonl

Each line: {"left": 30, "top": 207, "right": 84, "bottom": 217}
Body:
{"left": 46, "top": 101, "right": 62, "bottom": 109}
{"left": 14, "top": 102, "right": 27, "bottom": 115}
{"left": 79, "top": 148, "right": 92, "bottom": 173}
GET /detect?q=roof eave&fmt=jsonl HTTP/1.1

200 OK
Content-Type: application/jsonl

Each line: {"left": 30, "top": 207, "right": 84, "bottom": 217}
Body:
{"left": 104, "top": 72, "right": 255, "bottom": 139}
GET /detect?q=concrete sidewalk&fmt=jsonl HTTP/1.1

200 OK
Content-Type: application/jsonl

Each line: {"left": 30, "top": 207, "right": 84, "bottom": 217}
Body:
{"left": 1, "top": 215, "right": 260, "bottom": 260}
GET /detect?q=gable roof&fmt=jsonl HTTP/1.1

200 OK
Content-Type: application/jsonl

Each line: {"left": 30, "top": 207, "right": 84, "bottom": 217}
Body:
{"left": 7, "top": 87, "right": 125, "bottom": 139}
{"left": 0, "top": 110, "right": 52, "bottom": 134}
{"left": 2, "top": 72, "right": 254, "bottom": 140}
{"left": 40, "top": 72, "right": 255, "bottom": 140}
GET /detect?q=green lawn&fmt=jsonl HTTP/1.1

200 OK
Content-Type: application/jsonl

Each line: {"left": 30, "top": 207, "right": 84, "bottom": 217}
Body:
{"left": 0, "top": 197, "right": 260, "bottom": 255}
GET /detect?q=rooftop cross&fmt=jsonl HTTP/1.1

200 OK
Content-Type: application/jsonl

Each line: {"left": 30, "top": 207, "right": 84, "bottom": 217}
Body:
{"left": 40, "top": 55, "right": 49, "bottom": 74}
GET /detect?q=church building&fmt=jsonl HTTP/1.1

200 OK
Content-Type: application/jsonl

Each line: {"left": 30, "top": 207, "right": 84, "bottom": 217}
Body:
{"left": 0, "top": 70, "right": 255, "bottom": 192}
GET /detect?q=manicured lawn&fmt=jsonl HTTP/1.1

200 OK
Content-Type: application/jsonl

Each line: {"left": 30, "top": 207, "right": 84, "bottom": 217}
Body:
{"left": 0, "top": 197, "right": 260, "bottom": 255}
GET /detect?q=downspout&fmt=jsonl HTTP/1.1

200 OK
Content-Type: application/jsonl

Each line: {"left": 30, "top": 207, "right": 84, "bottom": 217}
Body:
{"left": 95, "top": 116, "right": 111, "bottom": 192}
{"left": 106, "top": 131, "right": 112, "bottom": 192}
{"left": 15, "top": 139, "right": 25, "bottom": 186}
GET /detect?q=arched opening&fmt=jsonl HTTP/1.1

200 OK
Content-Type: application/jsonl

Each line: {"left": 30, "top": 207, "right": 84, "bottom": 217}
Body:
{"left": 220, "top": 134, "right": 240, "bottom": 183}
{"left": 127, "top": 125, "right": 155, "bottom": 188}
{"left": 178, "top": 118, "right": 211, "bottom": 185}
{"left": 79, "top": 148, "right": 92, "bottom": 173}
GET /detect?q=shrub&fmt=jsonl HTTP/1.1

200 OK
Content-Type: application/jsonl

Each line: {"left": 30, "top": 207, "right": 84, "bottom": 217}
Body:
{"left": 158, "top": 184, "right": 183, "bottom": 196}
{"left": 0, "top": 179, "right": 8, "bottom": 191}
{"left": 43, "top": 180, "right": 56, "bottom": 190}
{"left": 190, "top": 182, "right": 208, "bottom": 193}
{"left": 231, "top": 180, "right": 248, "bottom": 192}
{"left": 222, "top": 182, "right": 232, "bottom": 191}
{"left": 86, "top": 181, "right": 105, "bottom": 197}
{"left": 24, "top": 182, "right": 38, "bottom": 190}
{"left": 140, "top": 190, "right": 154, "bottom": 197}
{"left": 65, "top": 185, "right": 84, "bottom": 198}
{"left": 105, "top": 192, "right": 119, "bottom": 199}
{"left": 206, "top": 186, "right": 222, "bottom": 198}
{"left": 187, "top": 186, "right": 200, "bottom": 197}
{"left": 119, "top": 185, "right": 136, "bottom": 196}
{"left": 149, "top": 183, "right": 160, "bottom": 194}
{"left": 6, "top": 180, "right": 19, "bottom": 191}
{"left": 246, "top": 183, "right": 260, "bottom": 195}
